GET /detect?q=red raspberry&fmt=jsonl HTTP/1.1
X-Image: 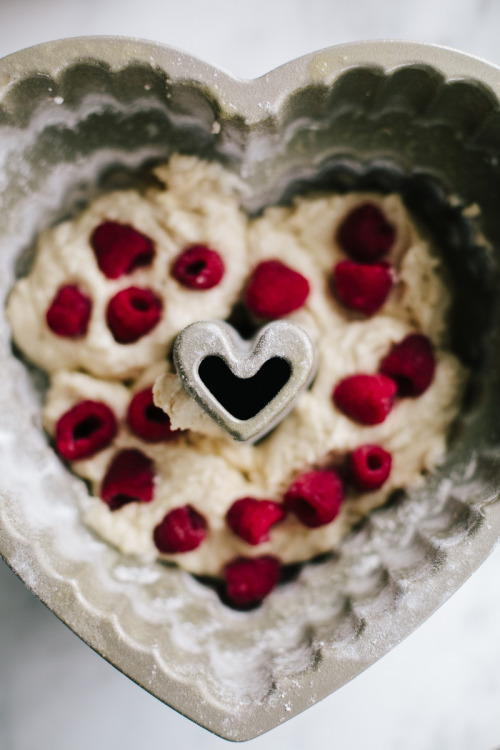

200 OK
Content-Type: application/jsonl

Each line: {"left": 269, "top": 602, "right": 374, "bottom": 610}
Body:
{"left": 153, "top": 505, "right": 208, "bottom": 553}
{"left": 106, "top": 287, "right": 162, "bottom": 344}
{"left": 337, "top": 203, "right": 396, "bottom": 262}
{"left": 379, "top": 333, "right": 436, "bottom": 397}
{"left": 55, "top": 400, "right": 117, "bottom": 461}
{"left": 90, "top": 221, "right": 155, "bottom": 279}
{"left": 46, "top": 284, "right": 91, "bottom": 338}
{"left": 284, "top": 470, "right": 344, "bottom": 528}
{"left": 332, "top": 260, "right": 395, "bottom": 316}
{"left": 223, "top": 556, "right": 281, "bottom": 607}
{"left": 226, "top": 497, "right": 286, "bottom": 545}
{"left": 333, "top": 374, "right": 397, "bottom": 425}
{"left": 171, "top": 244, "right": 225, "bottom": 290}
{"left": 127, "top": 387, "right": 178, "bottom": 443}
{"left": 101, "top": 449, "right": 155, "bottom": 511}
{"left": 245, "top": 260, "right": 310, "bottom": 319}
{"left": 349, "top": 444, "right": 392, "bottom": 491}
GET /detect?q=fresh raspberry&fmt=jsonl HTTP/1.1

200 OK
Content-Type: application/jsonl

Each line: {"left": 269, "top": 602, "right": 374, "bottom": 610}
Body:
{"left": 171, "top": 244, "right": 225, "bottom": 290}
{"left": 101, "top": 449, "right": 155, "bottom": 511}
{"left": 226, "top": 497, "right": 286, "bottom": 545}
{"left": 127, "top": 387, "right": 178, "bottom": 443}
{"left": 333, "top": 374, "right": 397, "bottom": 425}
{"left": 90, "top": 221, "right": 155, "bottom": 279}
{"left": 46, "top": 284, "right": 92, "bottom": 338}
{"left": 284, "top": 470, "right": 344, "bottom": 528}
{"left": 223, "top": 555, "right": 281, "bottom": 607}
{"left": 55, "top": 400, "right": 117, "bottom": 461}
{"left": 106, "top": 287, "right": 162, "bottom": 344}
{"left": 337, "top": 203, "right": 396, "bottom": 262}
{"left": 153, "top": 505, "right": 208, "bottom": 553}
{"left": 349, "top": 444, "right": 392, "bottom": 491}
{"left": 379, "top": 333, "right": 436, "bottom": 397}
{"left": 245, "top": 260, "right": 310, "bottom": 319}
{"left": 332, "top": 260, "right": 395, "bottom": 316}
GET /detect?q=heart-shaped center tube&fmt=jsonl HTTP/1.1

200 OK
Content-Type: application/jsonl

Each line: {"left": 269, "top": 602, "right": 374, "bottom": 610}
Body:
{"left": 173, "top": 319, "right": 317, "bottom": 442}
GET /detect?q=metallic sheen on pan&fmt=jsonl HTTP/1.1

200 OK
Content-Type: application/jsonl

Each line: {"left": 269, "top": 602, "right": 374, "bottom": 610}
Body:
{"left": 1, "top": 38, "right": 500, "bottom": 742}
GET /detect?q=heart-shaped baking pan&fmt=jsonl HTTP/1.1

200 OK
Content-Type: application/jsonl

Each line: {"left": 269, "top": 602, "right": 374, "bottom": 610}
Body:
{"left": 1, "top": 38, "right": 500, "bottom": 742}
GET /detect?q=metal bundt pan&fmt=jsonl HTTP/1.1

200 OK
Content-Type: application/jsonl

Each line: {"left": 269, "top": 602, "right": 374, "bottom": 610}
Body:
{"left": 1, "top": 38, "right": 500, "bottom": 741}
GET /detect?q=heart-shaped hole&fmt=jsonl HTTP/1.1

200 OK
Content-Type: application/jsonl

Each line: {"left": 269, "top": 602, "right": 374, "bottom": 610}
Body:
{"left": 198, "top": 356, "right": 292, "bottom": 420}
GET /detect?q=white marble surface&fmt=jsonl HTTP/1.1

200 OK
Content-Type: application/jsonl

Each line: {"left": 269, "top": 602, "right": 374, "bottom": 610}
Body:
{"left": 2, "top": 1, "right": 500, "bottom": 748}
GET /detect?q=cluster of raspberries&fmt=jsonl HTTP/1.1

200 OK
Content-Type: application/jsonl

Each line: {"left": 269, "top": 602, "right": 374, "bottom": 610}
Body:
{"left": 48, "top": 202, "right": 436, "bottom": 608}
{"left": 46, "top": 224, "right": 227, "bottom": 342}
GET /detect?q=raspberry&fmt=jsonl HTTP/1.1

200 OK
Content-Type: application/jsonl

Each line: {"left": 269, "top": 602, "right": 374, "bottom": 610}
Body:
{"left": 245, "top": 260, "right": 310, "bottom": 319}
{"left": 379, "top": 333, "right": 436, "bottom": 397}
{"left": 171, "top": 244, "right": 225, "bottom": 290}
{"left": 46, "top": 284, "right": 91, "bottom": 338}
{"left": 349, "top": 444, "right": 392, "bottom": 491}
{"left": 101, "top": 449, "right": 154, "bottom": 511}
{"left": 55, "top": 400, "right": 117, "bottom": 461}
{"left": 337, "top": 203, "right": 396, "bottom": 262}
{"left": 223, "top": 556, "right": 281, "bottom": 607}
{"left": 153, "top": 505, "right": 208, "bottom": 553}
{"left": 106, "top": 287, "right": 162, "bottom": 344}
{"left": 91, "top": 221, "right": 155, "bottom": 279}
{"left": 333, "top": 374, "right": 397, "bottom": 425}
{"left": 284, "top": 470, "right": 344, "bottom": 528}
{"left": 332, "top": 260, "right": 394, "bottom": 316}
{"left": 226, "top": 497, "right": 286, "bottom": 545}
{"left": 127, "top": 387, "right": 178, "bottom": 443}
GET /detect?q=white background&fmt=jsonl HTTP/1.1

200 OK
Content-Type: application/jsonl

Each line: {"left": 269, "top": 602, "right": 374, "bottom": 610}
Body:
{"left": 1, "top": 1, "right": 500, "bottom": 748}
